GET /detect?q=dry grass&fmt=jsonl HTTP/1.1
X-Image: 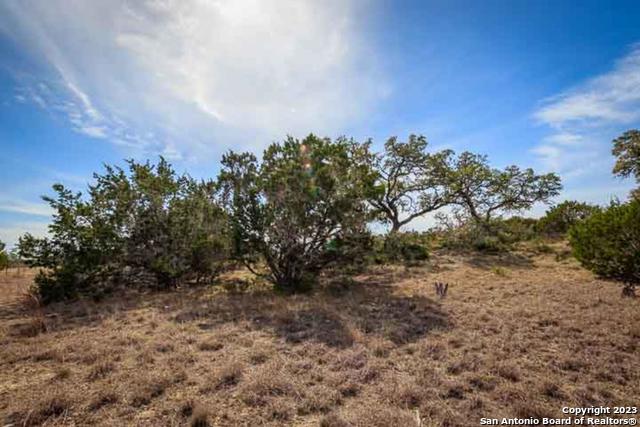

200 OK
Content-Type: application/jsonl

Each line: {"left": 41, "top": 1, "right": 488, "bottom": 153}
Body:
{"left": 0, "top": 249, "right": 639, "bottom": 426}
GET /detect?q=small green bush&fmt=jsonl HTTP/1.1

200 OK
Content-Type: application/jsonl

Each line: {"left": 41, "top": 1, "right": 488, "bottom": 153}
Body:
{"left": 379, "top": 232, "right": 430, "bottom": 264}
{"left": 569, "top": 199, "right": 640, "bottom": 294}
{"left": 498, "top": 217, "right": 539, "bottom": 242}
{"left": 537, "top": 200, "right": 598, "bottom": 235}
{"left": 440, "top": 218, "right": 533, "bottom": 253}
{"left": 0, "top": 240, "right": 8, "bottom": 272}
{"left": 471, "top": 234, "right": 504, "bottom": 253}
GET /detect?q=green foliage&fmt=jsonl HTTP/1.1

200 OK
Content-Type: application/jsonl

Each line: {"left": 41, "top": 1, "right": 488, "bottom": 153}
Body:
{"left": 11, "top": 132, "right": 577, "bottom": 300}
{"left": 569, "top": 199, "right": 640, "bottom": 286}
{"left": 445, "top": 152, "right": 562, "bottom": 227}
{"left": 368, "top": 135, "right": 453, "bottom": 232}
{"left": 18, "top": 158, "right": 229, "bottom": 303}
{"left": 612, "top": 130, "right": 640, "bottom": 200}
{"left": 612, "top": 130, "right": 640, "bottom": 182}
{"left": 438, "top": 215, "right": 538, "bottom": 253}
{"left": 491, "top": 266, "right": 509, "bottom": 277}
{"left": 498, "top": 217, "right": 539, "bottom": 242}
{"left": 325, "top": 232, "right": 375, "bottom": 273}
{"left": 219, "top": 134, "right": 374, "bottom": 292}
{"left": 537, "top": 200, "right": 599, "bottom": 235}
{"left": 0, "top": 240, "right": 9, "bottom": 271}
{"left": 377, "top": 232, "right": 430, "bottom": 264}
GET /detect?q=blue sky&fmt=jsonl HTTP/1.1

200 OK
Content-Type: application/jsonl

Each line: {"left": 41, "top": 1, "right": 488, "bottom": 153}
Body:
{"left": 1, "top": 0, "right": 640, "bottom": 245}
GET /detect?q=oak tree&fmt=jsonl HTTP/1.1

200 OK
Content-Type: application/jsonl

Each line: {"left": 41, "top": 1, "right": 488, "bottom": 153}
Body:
{"left": 612, "top": 129, "right": 640, "bottom": 199}
{"left": 446, "top": 151, "right": 562, "bottom": 228}
{"left": 368, "top": 135, "right": 453, "bottom": 232}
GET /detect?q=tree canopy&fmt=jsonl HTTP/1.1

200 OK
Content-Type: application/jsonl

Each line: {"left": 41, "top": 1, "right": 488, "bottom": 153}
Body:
{"left": 368, "top": 135, "right": 453, "bottom": 232}
{"left": 445, "top": 151, "right": 562, "bottom": 226}
{"left": 219, "top": 134, "right": 374, "bottom": 292}
{"left": 18, "top": 158, "right": 229, "bottom": 302}
{"left": 569, "top": 199, "right": 640, "bottom": 296}
{"left": 537, "top": 200, "right": 599, "bottom": 235}
{"left": 612, "top": 129, "right": 640, "bottom": 199}
{"left": 14, "top": 132, "right": 570, "bottom": 301}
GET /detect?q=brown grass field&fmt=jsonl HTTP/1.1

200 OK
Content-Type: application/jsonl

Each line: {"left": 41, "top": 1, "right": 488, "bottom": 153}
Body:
{"left": 1, "top": 242, "right": 638, "bottom": 426}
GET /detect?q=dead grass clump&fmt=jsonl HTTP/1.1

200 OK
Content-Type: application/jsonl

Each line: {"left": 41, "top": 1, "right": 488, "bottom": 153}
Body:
{"left": 558, "top": 358, "right": 587, "bottom": 372}
{"left": 443, "top": 382, "right": 466, "bottom": 400}
{"left": 198, "top": 340, "right": 224, "bottom": 352}
{"left": 542, "top": 382, "right": 567, "bottom": 399}
{"left": 15, "top": 395, "right": 72, "bottom": 426}
{"left": 338, "top": 380, "right": 360, "bottom": 398}
{"left": 248, "top": 349, "right": 270, "bottom": 365}
{"left": 446, "top": 355, "right": 480, "bottom": 375}
{"left": 209, "top": 362, "right": 243, "bottom": 390}
{"left": 190, "top": 409, "right": 211, "bottom": 427}
{"left": 265, "top": 398, "right": 296, "bottom": 421}
{"left": 494, "top": 363, "right": 521, "bottom": 382}
{"left": 419, "top": 341, "right": 446, "bottom": 360}
{"left": 53, "top": 366, "right": 71, "bottom": 381}
{"left": 31, "top": 348, "right": 63, "bottom": 362}
{"left": 355, "top": 361, "right": 383, "bottom": 384}
{"left": 344, "top": 405, "right": 419, "bottom": 427}
{"left": 574, "top": 387, "right": 604, "bottom": 406}
{"left": 79, "top": 351, "right": 101, "bottom": 365}
{"left": 88, "top": 391, "right": 118, "bottom": 411}
{"left": 439, "top": 412, "right": 469, "bottom": 427}
{"left": 468, "top": 396, "right": 485, "bottom": 411}
{"left": 130, "top": 376, "right": 171, "bottom": 407}
{"left": 332, "top": 347, "right": 368, "bottom": 371}
{"left": 180, "top": 399, "right": 197, "bottom": 417}
{"left": 327, "top": 372, "right": 361, "bottom": 398}
{"left": 155, "top": 342, "right": 174, "bottom": 353}
{"left": 180, "top": 401, "right": 210, "bottom": 427}
{"left": 468, "top": 375, "right": 497, "bottom": 392}
{"left": 369, "top": 337, "right": 393, "bottom": 358}
{"left": 13, "top": 317, "right": 48, "bottom": 337}
{"left": 319, "top": 412, "right": 350, "bottom": 427}
{"left": 87, "top": 361, "right": 115, "bottom": 381}
{"left": 514, "top": 401, "right": 555, "bottom": 420}
{"left": 383, "top": 375, "right": 425, "bottom": 408}
{"left": 298, "top": 384, "right": 342, "bottom": 414}
{"left": 239, "top": 362, "right": 296, "bottom": 406}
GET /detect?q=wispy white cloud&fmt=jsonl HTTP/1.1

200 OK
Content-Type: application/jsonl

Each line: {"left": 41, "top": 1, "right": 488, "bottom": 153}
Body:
{"left": 532, "top": 45, "right": 640, "bottom": 186}
{"left": 0, "top": 199, "right": 52, "bottom": 217}
{"left": 535, "top": 46, "right": 640, "bottom": 127}
{"left": 0, "top": 0, "right": 386, "bottom": 160}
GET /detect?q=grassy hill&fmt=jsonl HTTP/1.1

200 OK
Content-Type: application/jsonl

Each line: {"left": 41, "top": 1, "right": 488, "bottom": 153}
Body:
{"left": 1, "top": 244, "right": 638, "bottom": 426}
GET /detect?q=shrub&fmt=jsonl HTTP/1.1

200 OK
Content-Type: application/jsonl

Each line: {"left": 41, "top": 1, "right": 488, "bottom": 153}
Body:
{"left": 18, "top": 158, "right": 229, "bottom": 303}
{"left": 325, "top": 232, "right": 374, "bottom": 273}
{"left": 496, "top": 216, "right": 538, "bottom": 243}
{"left": 0, "top": 240, "right": 8, "bottom": 272}
{"left": 439, "top": 214, "right": 545, "bottom": 253}
{"left": 379, "top": 232, "right": 430, "bottom": 264}
{"left": 537, "top": 200, "right": 599, "bottom": 235}
{"left": 569, "top": 199, "right": 640, "bottom": 296}
{"left": 219, "top": 135, "right": 374, "bottom": 293}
